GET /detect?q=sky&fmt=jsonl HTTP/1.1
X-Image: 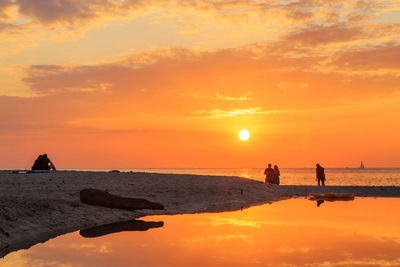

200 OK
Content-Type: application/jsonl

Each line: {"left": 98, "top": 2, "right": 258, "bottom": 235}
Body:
{"left": 1, "top": 0, "right": 400, "bottom": 168}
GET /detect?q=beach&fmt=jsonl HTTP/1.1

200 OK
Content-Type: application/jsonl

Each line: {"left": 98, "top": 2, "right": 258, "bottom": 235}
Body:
{"left": 1, "top": 170, "right": 400, "bottom": 258}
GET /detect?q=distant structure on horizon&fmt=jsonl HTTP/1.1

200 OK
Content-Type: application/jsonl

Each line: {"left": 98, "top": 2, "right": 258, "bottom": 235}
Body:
{"left": 360, "top": 161, "right": 365, "bottom": 169}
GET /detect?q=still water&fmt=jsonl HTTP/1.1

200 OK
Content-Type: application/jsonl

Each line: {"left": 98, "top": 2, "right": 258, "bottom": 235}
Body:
{"left": 2, "top": 198, "right": 400, "bottom": 267}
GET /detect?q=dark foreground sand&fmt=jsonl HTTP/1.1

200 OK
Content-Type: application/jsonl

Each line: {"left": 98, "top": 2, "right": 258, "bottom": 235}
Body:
{"left": 1, "top": 170, "right": 399, "bottom": 258}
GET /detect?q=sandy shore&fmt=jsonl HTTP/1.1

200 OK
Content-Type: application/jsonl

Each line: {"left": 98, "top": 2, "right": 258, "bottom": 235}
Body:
{"left": 1, "top": 170, "right": 400, "bottom": 258}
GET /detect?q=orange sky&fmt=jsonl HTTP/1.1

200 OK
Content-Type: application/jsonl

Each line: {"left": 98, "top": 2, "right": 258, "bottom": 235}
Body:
{"left": 1, "top": 0, "right": 400, "bottom": 168}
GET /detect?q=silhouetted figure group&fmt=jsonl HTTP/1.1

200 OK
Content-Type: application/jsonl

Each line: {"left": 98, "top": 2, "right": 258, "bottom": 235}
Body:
{"left": 263, "top": 163, "right": 326, "bottom": 186}
{"left": 316, "top": 163, "right": 325, "bottom": 186}
{"left": 264, "top": 163, "right": 280, "bottom": 184}
{"left": 32, "top": 154, "right": 56, "bottom": 171}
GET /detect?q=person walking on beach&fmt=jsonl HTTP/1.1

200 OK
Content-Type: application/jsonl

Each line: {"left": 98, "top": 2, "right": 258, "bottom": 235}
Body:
{"left": 273, "top": 165, "right": 280, "bottom": 185}
{"left": 316, "top": 163, "right": 325, "bottom": 186}
{"left": 264, "top": 163, "right": 275, "bottom": 183}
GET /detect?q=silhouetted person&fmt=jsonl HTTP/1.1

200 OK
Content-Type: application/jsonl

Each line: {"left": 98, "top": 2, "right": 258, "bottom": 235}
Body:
{"left": 32, "top": 153, "right": 56, "bottom": 171}
{"left": 43, "top": 154, "right": 56, "bottom": 170}
{"left": 273, "top": 165, "right": 280, "bottom": 185}
{"left": 264, "top": 163, "right": 275, "bottom": 183}
{"left": 32, "top": 155, "right": 44, "bottom": 170}
{"left": 316, "top": 163, "right": 325, "bottom": 186}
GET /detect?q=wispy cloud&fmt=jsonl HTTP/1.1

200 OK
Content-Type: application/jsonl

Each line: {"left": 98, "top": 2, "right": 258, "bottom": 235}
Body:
{"left": 196, "top": 107, "right": 261, "bottom": 118}
{"left": 212, "top": 92, "right": 252, "bottom": 102}
{"left": 0, "top": 0, "right": 397, "bottom": 40}
{"left": 186, "top": 91, "right": 252, "bottom": 102}
{"left": 20, "top": 40, "right": 400, "bottom": 101}
{"left": 283, "top": 23, "right": 400, "bottom": 46}
{"left": 194, "top": 107, "right": 296, "bottom": 119}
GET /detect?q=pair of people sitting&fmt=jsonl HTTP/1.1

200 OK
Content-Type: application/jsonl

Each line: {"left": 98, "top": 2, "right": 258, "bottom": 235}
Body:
{"left": 264, "top": 163, "right": 280, "bottom": 185}
{"left": 32, "top": 154, "right": 56, "bottom": 171}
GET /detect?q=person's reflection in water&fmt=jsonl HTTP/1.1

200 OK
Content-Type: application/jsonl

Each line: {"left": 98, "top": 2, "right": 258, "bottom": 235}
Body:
{"left": 316, "top": 163, "right": 326, "bottom": 186}
{"left": 316, "top": 200, "right": 325, "bottom": 207}
{"left": 80, "top": 219, "right": 164, "bottom": 238}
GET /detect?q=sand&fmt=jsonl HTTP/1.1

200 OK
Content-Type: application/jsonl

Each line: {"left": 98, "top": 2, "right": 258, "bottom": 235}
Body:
{"left": 1, "top": 170, "right": 400, "bottom": 258}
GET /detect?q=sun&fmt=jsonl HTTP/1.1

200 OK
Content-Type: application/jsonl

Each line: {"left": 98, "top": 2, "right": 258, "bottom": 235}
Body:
{"left": 238, "top": 129, "right": 250, "bottom": 141}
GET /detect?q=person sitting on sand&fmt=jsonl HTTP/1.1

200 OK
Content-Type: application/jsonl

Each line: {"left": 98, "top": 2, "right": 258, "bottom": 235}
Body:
{"left": 32, "top": 154, "right": 56, "bottom": 171}
{"left": 32, "top": 155, "right": 44, "bottom": 170}
{"left": 316, "top": 163, "right": 325, "bottom": 186}
{"left": 264, "top": 163, "right": 275, "bottom": 183}
{"left": 273, "top": 165, "right": 280, "bottom": 185}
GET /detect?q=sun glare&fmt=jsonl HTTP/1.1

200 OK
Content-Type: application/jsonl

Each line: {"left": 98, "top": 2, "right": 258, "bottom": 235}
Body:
{"left": 239, "top": 129, "right": 250, "bottom": 141}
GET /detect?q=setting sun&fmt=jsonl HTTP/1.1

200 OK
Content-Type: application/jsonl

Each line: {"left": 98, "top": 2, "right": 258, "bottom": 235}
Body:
{"left": 239, "top": 130, "right": 250, "bottom": 141}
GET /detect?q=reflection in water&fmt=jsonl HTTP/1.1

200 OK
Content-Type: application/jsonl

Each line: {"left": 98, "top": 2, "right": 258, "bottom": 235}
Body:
{"left": 308, "top": 196, "right": 354, "bottom": 207}
{"left": 316, "top": 199, "right": 325, "bottom": 207}
{"left": 80, "top": 220, "right": 164, "bottom": 238}
{"left": 2, "top": 198, "right": 400, "bottom": 267}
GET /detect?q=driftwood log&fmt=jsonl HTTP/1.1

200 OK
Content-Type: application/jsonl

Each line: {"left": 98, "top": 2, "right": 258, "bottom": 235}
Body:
{"left": 80, "top": 219, "right": 164, "bottom": 238}
{"left": 80, "top": 188, "right": 164, "bottom": 211}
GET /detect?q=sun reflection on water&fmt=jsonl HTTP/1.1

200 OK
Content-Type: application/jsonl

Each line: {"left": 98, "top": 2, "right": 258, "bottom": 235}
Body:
{"left": 2, "top": 198, "right": 400, "bottom": 267}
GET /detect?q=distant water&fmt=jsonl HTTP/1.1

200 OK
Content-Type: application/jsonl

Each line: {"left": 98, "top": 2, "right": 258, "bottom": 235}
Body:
{"left": 65, "top": 168, "right": 400, "bottom": 186}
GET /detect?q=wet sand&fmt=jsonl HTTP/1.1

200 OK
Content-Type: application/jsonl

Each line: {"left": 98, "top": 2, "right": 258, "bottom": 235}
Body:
{"left": 1, "top": 170, "right": 399, "bottom": 257}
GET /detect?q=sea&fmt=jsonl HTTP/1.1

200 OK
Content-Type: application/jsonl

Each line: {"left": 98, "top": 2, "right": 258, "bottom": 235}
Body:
{"left": 63, "top": 168, "right": 400, "bottom": 186}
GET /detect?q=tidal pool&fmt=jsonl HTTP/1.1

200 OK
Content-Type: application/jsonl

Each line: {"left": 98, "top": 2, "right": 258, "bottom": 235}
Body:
{"left": 2, "top": 197, "right": 400, "bottom": 267}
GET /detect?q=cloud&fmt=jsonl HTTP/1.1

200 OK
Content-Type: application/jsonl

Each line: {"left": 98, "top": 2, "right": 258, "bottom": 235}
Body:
{"left": 0, "top": 0, "right": 13, "bottom": 18}
{"left": 0, "top": 0, "right": 150, "bottom": 43}
{"left": 331, "top": 43, "right": 400, "bottom": 70}
{"left": 195, "top": 107, "right": 262, "bottom": 119}
{"left": 212, "top": 92, "right": 252, "bottom": 102}
{"left": 20, "top": 41, "right": 400, "bottom": 103}
{"left": 194, "top": 107, "right": 296, "bottom": 119}
{"left": 15, "top": 0, "right": 136, "bottom": 25}
{"left": 186, "top": 91, "right": 252, "bottom": 102}
{"left": 0, "top": 21, "right": 26, "bottom": 33}
{"left": 0, "top": 0, "right": 397, "bottom": 37}
{"left": 23, "top": 63, "right": 149, "bottom": 95}
{"left": 283, "top": 23, "right": 400, "bottom": 46}
{"left": 0, "top": 29, "right": 397, "bottom": 142}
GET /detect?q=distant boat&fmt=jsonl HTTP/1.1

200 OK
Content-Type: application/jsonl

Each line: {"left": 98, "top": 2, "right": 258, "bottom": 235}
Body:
{"left": 360, "top": 161, "right": 365, "bottom": 169}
